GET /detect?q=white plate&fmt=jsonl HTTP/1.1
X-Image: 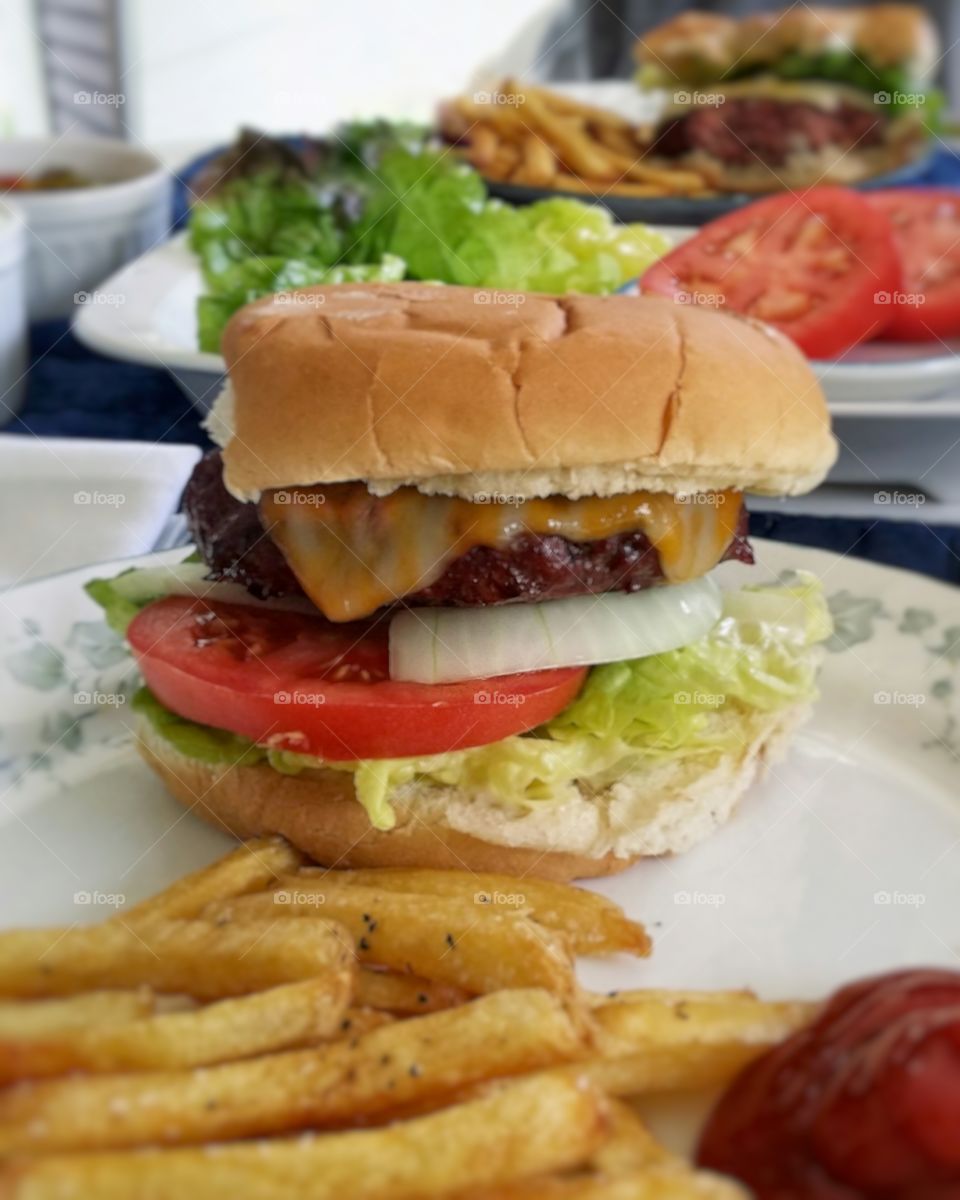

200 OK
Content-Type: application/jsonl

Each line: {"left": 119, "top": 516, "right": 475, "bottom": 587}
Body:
{"left": 73, "top": 228, "right": 960, "bottom": 411}
{"left": 1, "top": 540, "right": 959, "bottom": 1005}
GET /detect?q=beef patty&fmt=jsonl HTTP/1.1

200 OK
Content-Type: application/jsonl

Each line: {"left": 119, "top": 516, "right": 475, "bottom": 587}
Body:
{"left": 184, "top": 451, "right": 753, "bottom": 609}
{"left": 654, "top": 97, "right": 883, "bottom": 167}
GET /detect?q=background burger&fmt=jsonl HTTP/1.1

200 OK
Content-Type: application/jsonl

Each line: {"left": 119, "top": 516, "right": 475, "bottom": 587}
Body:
{"left": 89, "top": 283, "right": 836, "bottom": 881}
{"left": 635, "top": 4, "right": 940, "bottom": 192}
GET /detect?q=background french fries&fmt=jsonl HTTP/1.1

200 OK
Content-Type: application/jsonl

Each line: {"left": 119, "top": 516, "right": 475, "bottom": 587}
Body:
{"left": 0, "top": 1075, "right": 610, "bottom": 1200}
{"left": 0, "top": 989, "right": 589, "bottom": 1153}
{"left": 207, "top": 888, "right": 575, "bottom": 996}
{"left": 440, "top": 79, "right": 714, "bottom": 197}
{"left": 0, "top": 918, "right": 352, "bottom": 1000}
{"left": 292, "top": 867, "right": 650, "bottom": 957}
{"left": 121, "top": 835, "right": 303, "bottom": 923}
{"left": 0, "top": 977, "right": 351, "bottom": 1083}
{"left": 0, "top": 839, "right": 812, "bottom": 1198}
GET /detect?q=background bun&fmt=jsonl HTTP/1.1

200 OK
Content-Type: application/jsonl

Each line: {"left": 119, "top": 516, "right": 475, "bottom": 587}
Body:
{"left": 219, "top": 284, "right": 835, "bottom": 501}
{"left": 636, "top": 5, "right": 938, "bottom": 81}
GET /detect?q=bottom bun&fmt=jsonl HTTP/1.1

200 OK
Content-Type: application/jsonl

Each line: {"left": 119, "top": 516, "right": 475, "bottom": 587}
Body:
{"left": 135, "top": 702, "right": 809, "bottom": 882}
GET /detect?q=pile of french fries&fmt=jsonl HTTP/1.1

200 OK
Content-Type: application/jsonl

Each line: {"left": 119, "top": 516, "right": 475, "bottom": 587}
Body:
{"left": 441, "top": 78, "right": 713, "bottom": 199}
{"left": 0, "top": 837, "right": 814, "bottom": 1198}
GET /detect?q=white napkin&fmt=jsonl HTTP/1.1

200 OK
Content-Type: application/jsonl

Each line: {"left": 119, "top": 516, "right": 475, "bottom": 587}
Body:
{"left": 0, "top": 437, "right": 201, "bottom": 590}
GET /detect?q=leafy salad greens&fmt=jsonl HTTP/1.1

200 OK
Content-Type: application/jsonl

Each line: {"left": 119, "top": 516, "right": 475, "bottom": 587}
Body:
{"left": 189, "top": 123, "right": 670, "bottom": 351}
{"left": 89, "top": 569, "right": 830, "bottom": 832}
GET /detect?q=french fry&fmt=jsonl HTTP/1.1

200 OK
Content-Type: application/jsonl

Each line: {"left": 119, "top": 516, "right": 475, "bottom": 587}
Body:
{"left": 590, "top": 1101, "right": 669, "bottom": 1174}
{"left": 592, "top": 990, "right": 815, "bottom": 1050}
{"left": 0, "top": 977, "right": 351, "bottom": 1082}
{"left": 0, "top": 991, "right": 154, "bottom": 1037}
{"left": 208, "top": 888, "right": 575, "bottom": 996}
{"left": 511, "top": 134, "right": 557, "bottom": 187}
{"left": 593, "top": 123, "right": 643, "bottom": 157}
{"left": 335, "top": 1007, "right": 396, "bottom": 1037}
{"left": 452, "top": 1164, "right": 749, "bottom": 1199}
{"left": 619, "top": 157, "right": 710, "bottom": 192}
{"left": 354, "top": 967, "right": 471, "bottom": 1013}
{"left": 0, "top": 1074, "right": 610, "bottom": 1200}
{"left": 466, "top": 123, "right": 501, "bottom": 172}
{"left": 0, "top": 919, "right": 352, "bottom": 1001}
{"left": 293, "top": 868, "right": 650, "bottom": 957}
{"left": 523, "top": 93, "right": 622, "bottom": 181}
{"left": 122, "top": 837, "right": 303, "bottom": 923}
{"left": 0, "top": 989, "right": 589, "bottom": 1153}
{"left": 556, "top": 1040, "right": 771, "bottom": 1097}
{"left": 452, "top": 97, "right": 527, "bottom": 136}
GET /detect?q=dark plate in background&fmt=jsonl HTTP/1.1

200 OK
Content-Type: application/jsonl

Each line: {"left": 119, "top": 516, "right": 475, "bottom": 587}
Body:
{"left": 486, "top": 148, "right": 937, "bottom": 225}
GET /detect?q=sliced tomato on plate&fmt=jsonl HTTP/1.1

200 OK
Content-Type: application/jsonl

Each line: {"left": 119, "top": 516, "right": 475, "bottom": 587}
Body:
{"left": 640, "top": 186, "right": 901, "bottom": 359}
{"left": 127, "top": 596, "right": 586, "bottom": 762}
{"left": 867, "top": 189, "right": 960, "bottom": 341}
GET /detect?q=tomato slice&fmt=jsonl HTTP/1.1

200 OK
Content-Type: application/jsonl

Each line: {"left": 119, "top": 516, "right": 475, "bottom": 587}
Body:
{"left": 867, "top": 189, "right": 960, "bottom": 341}
{"left": 640, "top": 186, "right": 901, "bottom": 359}
{"left": 127, "top": 596, "right": 587, "bottom": 761}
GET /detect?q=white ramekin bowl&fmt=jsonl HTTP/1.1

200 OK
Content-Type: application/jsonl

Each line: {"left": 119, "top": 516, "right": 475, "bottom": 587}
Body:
{"left": 0, "top": 202, "right": 28, "bottom": 424}
{"left": 0, "top": 138, "right": 171, "bottom": 320}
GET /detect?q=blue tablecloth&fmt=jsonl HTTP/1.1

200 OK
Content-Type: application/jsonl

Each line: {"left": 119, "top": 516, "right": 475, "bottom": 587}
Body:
{"left": 7, "top": 147, "right": 960, "bottom": 586}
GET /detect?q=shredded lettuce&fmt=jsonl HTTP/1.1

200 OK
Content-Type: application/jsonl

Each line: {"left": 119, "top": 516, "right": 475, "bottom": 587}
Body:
{"left": 118, "top": 575, "right": 831, "bottom": 833}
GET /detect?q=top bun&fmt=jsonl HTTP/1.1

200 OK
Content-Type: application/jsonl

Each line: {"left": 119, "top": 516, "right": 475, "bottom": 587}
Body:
{"left": 218, "top": 283, "right": 836, "bottom": 502}
{"left": 636, "top": 5, "right": 938, "bottom": 82}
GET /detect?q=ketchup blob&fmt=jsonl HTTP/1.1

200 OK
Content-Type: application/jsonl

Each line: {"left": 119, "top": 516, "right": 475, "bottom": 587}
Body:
{"left": 698, "top": 969, "right": 960, "bottom": 1200}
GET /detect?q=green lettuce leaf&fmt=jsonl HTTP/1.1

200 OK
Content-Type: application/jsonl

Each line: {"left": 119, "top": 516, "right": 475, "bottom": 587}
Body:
{"left": 188, "top": 134, "right": 671, "bottom": 351}
{"left": 125, "top": 575, "right": 831, "bottom": 833}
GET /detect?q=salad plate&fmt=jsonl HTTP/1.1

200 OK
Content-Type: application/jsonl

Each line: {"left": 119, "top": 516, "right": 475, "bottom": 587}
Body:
{"left": 2, "top": 540, "right": 959, "bottom": 1008}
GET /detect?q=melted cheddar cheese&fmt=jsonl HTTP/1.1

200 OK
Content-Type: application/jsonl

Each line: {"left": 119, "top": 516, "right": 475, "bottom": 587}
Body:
{"left": 259, "top": 485, "right": 743, "bottom": 622}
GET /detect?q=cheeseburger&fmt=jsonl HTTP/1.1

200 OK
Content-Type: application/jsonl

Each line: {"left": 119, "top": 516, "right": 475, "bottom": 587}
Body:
{"left": 635, "top": 4, "right": 939, "bottom": 192}
{"left": 89, "top": 283, "right": 836, "bottom": 881}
